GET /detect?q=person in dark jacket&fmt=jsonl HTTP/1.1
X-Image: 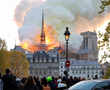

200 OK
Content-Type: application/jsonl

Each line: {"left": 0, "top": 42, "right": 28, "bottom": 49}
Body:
{"left": 34, "top": 76, "right": 43, "bottom": 90}
{"left": 2, "top": 69, "right": 17, "bottom": 90}
{"left": 24, "top": 76, "right": 38, "bottom": 90}
{"left": 46, "top": 76, "right": 57, "bottom": 90}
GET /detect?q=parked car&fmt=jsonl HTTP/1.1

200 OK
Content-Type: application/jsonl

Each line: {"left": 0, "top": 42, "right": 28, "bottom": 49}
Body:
{"left": 69, "top": 79, "right": 110, "bottom": 90}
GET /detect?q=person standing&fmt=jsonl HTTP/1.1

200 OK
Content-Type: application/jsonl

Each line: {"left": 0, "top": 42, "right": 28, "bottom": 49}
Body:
{"left": 34, "top": 76, "right": 43, "bottom": 90}
{"left": 2, "top": 69, "right": 17, "bottom": 90}
{"left": 42, "top": 78, "right": 50, "bottom": 90}
{"left": 24, "top": 76, "right": 38, "bottom": 90}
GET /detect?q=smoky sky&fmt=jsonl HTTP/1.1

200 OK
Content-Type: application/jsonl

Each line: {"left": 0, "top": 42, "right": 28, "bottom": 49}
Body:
{"left": 15, "top": 0, "right": 108, "bottom": 50}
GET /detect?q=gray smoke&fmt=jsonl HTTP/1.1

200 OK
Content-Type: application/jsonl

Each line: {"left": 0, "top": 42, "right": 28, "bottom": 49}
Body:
{"left": 15, "top": 0, "right": 104, "bottom": 50}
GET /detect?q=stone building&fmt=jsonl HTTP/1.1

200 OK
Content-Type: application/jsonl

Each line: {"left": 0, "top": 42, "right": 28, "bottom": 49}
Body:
{"left": 29, "top": 10, "right": 60, "bottom": 77}
{"left": 13, "top": 46, "right": 26, "bottom": 53}
{"left": 13, "top": 10, "right": 101, "bottom": 78}
{"left": 13, "top": 45, "right": 60, "bottom": 77}
{"left": 76, "top": 31, "right": 98, "bottom": 60}
{"left": 30, "top": 49, "right": 59, "bottom": 77}
{"left": 59, "top": 31, "right": 103, "bottom": 79}
{"left": 13, "top": 10, "right": 60, "bottom": 77}
{"left": 59, "top": 59, "right": 103, "bottom": 79}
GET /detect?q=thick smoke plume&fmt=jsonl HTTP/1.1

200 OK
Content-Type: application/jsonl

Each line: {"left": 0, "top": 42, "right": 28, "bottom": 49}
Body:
{"left": 14, "top": 0, "right": 110, "bottom": 51}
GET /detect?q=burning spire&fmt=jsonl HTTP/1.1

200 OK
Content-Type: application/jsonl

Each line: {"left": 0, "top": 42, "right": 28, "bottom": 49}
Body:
{"left": 38, "top": 8, "right": 48, "bottom": 51}
{"left": 19, "top": 8, "right": 60, "bottom": 52}
{"left": 40, "top": 9, "right": 46, "bottom": 44}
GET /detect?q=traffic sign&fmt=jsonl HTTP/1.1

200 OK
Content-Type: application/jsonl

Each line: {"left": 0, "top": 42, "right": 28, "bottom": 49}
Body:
{"left": 65, "top": 60, "right": 70, "bottom": 67}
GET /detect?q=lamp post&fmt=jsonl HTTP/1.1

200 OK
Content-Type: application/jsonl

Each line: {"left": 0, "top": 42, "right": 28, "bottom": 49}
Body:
{"left": 64, "top": 27, "right": 70, "bottom": 78}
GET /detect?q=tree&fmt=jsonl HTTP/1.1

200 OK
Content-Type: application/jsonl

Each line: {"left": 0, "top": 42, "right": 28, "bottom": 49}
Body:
{"left": 97, "top": 0, "right": 110, "bottom": 64}
{"left": 0, "top": 38, "right": 29, "bottom": 77}
{"left": 97, "top": 23, "right": 110, "bottom": 64}
{"left": 0, "top": 38, "right": 7, "bottom": 50}
{"left": 0, "top": 50, "right": 10, "bottom": 74}
{"left": 99, "top": 0, "right": 110, "bottom": 13}
{"left": 0, "top": 38, "right": 10, "bottom": 74}
{"left": 98, "top": 0, "right": 110, "bottom": 78}
{"left": 103, "top": 65, "right": 110, "bottom": 79}
{"left": 10, "top": 51, "right": 30, "bottom": 78}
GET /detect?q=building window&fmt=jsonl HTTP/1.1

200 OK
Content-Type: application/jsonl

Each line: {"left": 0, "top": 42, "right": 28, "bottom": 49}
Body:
{"left": 36, "top": 72, "right": 38, "bottom": 75}
{"left": 55, "top": 59, "right": 57, "bottom": 62}
{"left": 42, "top": 56, "right": 44, "bottom": 61}
{"left": 44, "top": 59, "right": 46, "bottom": 62}
{"left": 61, "top": 70, "right": 63, "bottom": 72}
{"left": 49, "top": 59, "right": 52, "bottom": 62}
{"left": 76, "top": 71, "right": 77, "bottom": 74}
{"left": 39, "top": 59, "right": 42, "bottom": 62}
{"left": 61, "top": 63, "right": 64, "bottom": 66}
{"left": 46, "top": 57, "right": 49, "bottom": 62}
{"left": 79, "top": 70, "right": 81, "bottom": 74}
{"left": 72, "top": 71, "right": 74, "bottom": 74}
{"left": 61, "top": 66, "right": 63, "bottom": 68}
{"left": 52, "top": 57, "right": 54, "bottom": 62}
{"left": 86, "top": 37, "right": 88, "bottom": 49}
{"left": 38, "top": 56, "right": 39, "bottom": 61}
{"left": 35, "top": 58, "right": 38, "bottom": 62}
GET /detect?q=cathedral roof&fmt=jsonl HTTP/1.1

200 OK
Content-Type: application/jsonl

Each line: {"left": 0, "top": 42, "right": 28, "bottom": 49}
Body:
{"left": 80, "top": 31, "right": 96, "bottom": 36}
{"left": 14, "top": 46, "right": 25, "bottom": 53}
{"left": 33, "top": 50, "right": 48, "bottom": 56}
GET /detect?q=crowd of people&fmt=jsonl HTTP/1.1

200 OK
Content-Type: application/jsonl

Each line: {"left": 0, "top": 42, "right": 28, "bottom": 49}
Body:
{"left": 0, "top": 69, "right": 85, "bottom": 90}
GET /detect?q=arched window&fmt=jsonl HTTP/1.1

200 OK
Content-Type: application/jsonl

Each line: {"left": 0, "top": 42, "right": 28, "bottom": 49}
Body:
{"left": 52, "top": 57, "right": 54, "bottom": 62}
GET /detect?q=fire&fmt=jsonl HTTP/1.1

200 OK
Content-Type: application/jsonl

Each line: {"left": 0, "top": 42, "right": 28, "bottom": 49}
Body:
{"left": 44, "top": 24, "right": 59, "bottom": 49}
{"left": 20, "top": 17, "right": 110, "bottom": 53}
{"left": 20, "top": 24, "right": 60, "bottom": 52}
{"left": 20, "top": 42, "right": 29, "bottom": 50}
{"left": 46, "top": 37, "right": 51, "bottom": 45}
{"left": 20, "top": 41, "right": 38, "bottom": 52}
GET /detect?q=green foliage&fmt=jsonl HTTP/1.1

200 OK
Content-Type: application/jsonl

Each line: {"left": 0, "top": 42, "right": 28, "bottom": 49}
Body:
{"left": 104, "top": 66, "right": 110, "bottom": 79}
{"left": 0, "top": 38, "right": 7, "bottom": 50}
{"left": 0, "top": 50, "right": 30, "bottom": 77}
{"left": 0, "top": 38, "right": 29, "bottom": 77}
{"left": 97, "top": 22, "right": 110, "bottom": 64}
{"left": 99, "top": 0, "right": 110, "bottom": 13}
{"left": 0, "top": 50, "right": 10, "bottom": 74}
{"left": 10, "top": 51, "right": 30, "bottom": 78}
{"left": 106, "top": 23, "right": 110, "bottom": 33}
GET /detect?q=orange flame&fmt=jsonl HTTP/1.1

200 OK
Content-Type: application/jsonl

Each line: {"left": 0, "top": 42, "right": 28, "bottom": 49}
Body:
{"left": 20, "top": 42, "right": 29, "bottom": 50}
{"left": 20, "top": 41, "right": 37, "bottom": 52}
{"left": 44, "top": 24, "right": 59, "bottom": 48}
{"left": 20, "top": 24, "right": 60, "bottom": 52}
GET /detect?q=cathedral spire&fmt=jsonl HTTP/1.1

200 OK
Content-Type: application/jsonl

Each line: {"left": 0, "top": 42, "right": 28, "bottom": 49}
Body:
{"left": 41, "top": 9, "right": 46, "bottom": 44}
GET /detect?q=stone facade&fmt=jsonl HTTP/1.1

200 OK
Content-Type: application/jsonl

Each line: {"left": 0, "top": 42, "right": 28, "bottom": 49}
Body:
{"left": 76, "top": 31, "right": 98, "bottom": 60}
{"left": 13, "top": 31, "right": 102, "bottom": 78}
{"left": 30, "top": 49, "right": 60, "bottom": 77}
{"left": 59, "top": 59, "right": 103, "bottom": 79}
{"left": 13, "top": 46, "right": 60, "bottom": 77}
{"left": 59, "top": 31, "right": 103, "bottom": 79}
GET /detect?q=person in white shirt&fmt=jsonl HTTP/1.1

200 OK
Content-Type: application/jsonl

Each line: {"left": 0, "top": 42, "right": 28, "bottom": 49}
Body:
{"left": 57, "top": 79, "right": 67, "bottom": 89}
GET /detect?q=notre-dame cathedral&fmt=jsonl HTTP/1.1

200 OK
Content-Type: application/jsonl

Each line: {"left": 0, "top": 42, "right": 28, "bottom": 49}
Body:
{"left": 14, "top": 10, "right": 99, "bottom": 78}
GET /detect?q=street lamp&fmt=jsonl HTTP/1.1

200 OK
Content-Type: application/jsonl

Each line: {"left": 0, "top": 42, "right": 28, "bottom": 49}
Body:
{"left": 64, "top": 27, "right": 70, "bottom": 78}
{"left": 64, "top": 27, "right": 70, "bottom": 41}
